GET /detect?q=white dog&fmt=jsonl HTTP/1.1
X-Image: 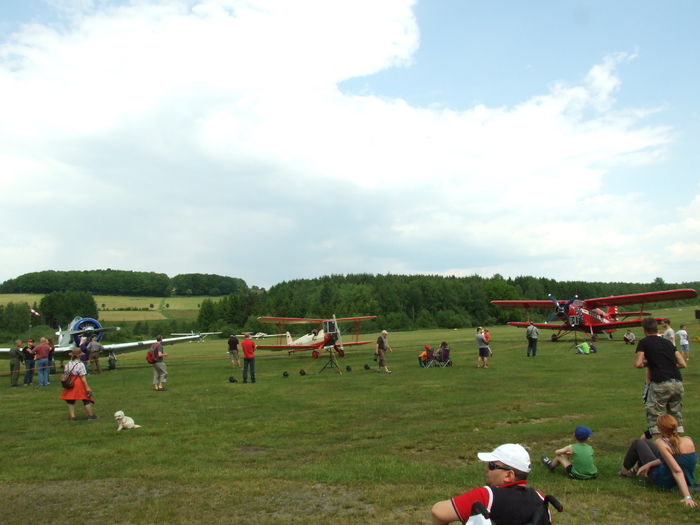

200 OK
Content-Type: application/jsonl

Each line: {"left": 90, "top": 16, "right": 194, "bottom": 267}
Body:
{"left": 114, "top": 410, "right": 142, "bottom": 431}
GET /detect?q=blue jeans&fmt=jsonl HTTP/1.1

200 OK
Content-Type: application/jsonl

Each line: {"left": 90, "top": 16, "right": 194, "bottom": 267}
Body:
{"left": 243, "top": 357, "right": 256, "bottom": 383}
{"left": 36, "top": 358, "right": 50, "bottom": 386}
{"left": 24, "top": 360, "right": 35, "bottom": 384}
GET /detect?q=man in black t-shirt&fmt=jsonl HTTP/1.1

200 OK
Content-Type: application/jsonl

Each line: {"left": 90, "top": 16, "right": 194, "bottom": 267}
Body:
{"left": 228, "top": 334, "right": 240, "bottom": 369}
{"left": 635, "top": 318, "right": 687, "bottom": 434}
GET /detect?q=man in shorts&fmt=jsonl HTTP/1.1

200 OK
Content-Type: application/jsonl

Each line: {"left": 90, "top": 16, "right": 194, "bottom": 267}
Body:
{"left": 635, "top": 318, "right": 687, "bottom": 434}
{"left": 375, "top": 330, "right": 392, "bottom": 374}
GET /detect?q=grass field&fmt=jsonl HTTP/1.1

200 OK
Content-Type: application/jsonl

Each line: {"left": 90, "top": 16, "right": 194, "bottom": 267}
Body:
{"left": 1, "top": 306, "right": 699, "bottom": 524}
{"left": 99, "top": 311, "right": 169, "bottom": 322}
{"left": 0, "top": 294, "right": 208, "bottom": 322}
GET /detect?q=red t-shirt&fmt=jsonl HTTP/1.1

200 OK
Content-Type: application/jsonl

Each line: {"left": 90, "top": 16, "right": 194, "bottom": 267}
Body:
{"left": 33, "top": 343, "right": 51, "bottom": 360}
{"left": 241, "top": 338, "right": 256, "bottom": 358}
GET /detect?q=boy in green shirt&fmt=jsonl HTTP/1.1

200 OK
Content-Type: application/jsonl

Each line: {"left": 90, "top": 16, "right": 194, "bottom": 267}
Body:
{"left": 541, "top": 425, "right": 598, "bottom": 480}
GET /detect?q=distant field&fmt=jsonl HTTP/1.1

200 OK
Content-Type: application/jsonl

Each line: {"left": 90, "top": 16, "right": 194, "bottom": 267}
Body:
{"left": 0, "top": 293, "right": 43, "bottom": 306}
{"left": 1, "top": 306, "right": 698, "bottom": 524}
{"left": 99, "top": 311, "right": 168, "bottom": 322}
{"left": 0, "top": 294, "right": 211, "bottom": 322}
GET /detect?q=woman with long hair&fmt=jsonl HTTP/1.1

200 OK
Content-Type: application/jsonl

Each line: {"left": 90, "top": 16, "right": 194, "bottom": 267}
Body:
{"left": 620, "top": 414, "right": 696, "bottom": 507}
{"left": 60, "top": 348, "right": 97, "bottom": 421}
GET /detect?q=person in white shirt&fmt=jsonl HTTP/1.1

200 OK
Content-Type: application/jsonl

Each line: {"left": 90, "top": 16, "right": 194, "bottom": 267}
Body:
{"left": 677, "top": 324, "right": 690, "bottom": 361}
{"left": 661, "top": 319, "right": 676, "bottom": 347}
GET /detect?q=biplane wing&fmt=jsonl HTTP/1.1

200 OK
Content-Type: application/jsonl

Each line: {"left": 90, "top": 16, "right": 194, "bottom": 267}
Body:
{"left": 506, "top": 319, "right": 655, "bottom": 331}
{"left": 581, "top": 289, "right": 697, "bottom": 308}
{"left": 257, "top": 316, "right": 378, "bottom": 324}
{"left": 255, "top": 340, "right": 372, "bottom": 351}
{"left": 256, "top": 315, "right": 377, "bottom": 354}
{"left": 491, "top": 300, "right": 566, "bottom": 309}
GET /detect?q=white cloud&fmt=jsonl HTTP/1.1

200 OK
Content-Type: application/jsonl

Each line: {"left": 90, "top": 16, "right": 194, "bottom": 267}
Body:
{"left": 0, "top": 0, "right": 696, "bottom": 288}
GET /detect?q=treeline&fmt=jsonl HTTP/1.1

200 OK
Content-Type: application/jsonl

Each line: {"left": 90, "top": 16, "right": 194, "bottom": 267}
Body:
{"left": 197, "top": 274, "right": 700, "bottom": 334}
{"left": 0, "top": 270, "right": 249, "bottom": 297}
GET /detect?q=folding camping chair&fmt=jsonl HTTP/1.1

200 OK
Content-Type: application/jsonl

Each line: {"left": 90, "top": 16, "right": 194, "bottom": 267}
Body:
{"left": 433, "top": 347, "right": 452, "bottom": 367}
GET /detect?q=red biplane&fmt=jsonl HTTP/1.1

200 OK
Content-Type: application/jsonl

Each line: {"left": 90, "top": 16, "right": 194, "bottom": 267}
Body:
{"left": 256, "top": 315, "right": 377, "bottom": 357}
{"left": 491, "top": 288, "right": 697, "bottom": 340}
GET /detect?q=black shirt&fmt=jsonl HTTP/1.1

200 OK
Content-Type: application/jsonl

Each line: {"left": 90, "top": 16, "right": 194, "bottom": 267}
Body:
{"left": 636, "top": 335, "right": 682, "bottom": 383}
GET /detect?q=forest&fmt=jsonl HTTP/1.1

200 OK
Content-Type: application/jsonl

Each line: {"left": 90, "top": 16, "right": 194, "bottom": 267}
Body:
{"left": 0, "top": 270, "right": 247, "bottom": 297}
{"left": 1, "top": 271, "right": 697, "bottom": 340}
{"left": 195, "top": 274, "right": 699, "bottom": 335}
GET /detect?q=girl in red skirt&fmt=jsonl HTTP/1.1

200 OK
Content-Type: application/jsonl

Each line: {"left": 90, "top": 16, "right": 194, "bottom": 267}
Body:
{"left": 60, "top": 348, "right": 97, "bottom": 420}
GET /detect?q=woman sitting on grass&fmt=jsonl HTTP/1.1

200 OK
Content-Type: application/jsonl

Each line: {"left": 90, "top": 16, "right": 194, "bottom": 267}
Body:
{"left": 619, "top": 414, "right": 696, "bottom": 507}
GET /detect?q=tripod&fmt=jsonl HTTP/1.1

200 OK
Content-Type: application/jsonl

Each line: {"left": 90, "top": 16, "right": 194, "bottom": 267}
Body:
{"left": 319, "top": 346, "right": 343, "bottom": 374}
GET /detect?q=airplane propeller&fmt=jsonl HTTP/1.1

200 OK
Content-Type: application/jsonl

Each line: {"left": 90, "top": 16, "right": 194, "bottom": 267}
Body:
{"left": 546, "top": 294, "right": 578, "bottom": 322}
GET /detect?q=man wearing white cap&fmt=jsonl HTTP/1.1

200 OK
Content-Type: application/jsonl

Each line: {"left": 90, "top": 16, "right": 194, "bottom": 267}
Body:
{"left": 431, "top": 443, "right": 549, "bottom": 524}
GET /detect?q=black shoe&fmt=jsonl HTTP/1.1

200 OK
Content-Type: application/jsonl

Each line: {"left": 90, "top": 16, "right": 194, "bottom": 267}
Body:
{"left": 541, "top": 456, "right": 554, "bottom": 471}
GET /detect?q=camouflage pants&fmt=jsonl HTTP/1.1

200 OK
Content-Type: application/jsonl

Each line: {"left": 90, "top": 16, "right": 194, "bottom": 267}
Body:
{"left": 646, "top": 379, "right": 684, "bottom": 433}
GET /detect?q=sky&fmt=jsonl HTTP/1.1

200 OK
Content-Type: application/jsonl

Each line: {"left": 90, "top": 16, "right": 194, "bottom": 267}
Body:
{"left": 1, "top": 0, "right": 698, "bottom": 290}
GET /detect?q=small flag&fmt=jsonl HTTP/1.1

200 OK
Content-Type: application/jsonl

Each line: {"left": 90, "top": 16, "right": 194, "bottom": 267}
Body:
{"left": 29, "top": 308, "right": 41, "bottom": 317}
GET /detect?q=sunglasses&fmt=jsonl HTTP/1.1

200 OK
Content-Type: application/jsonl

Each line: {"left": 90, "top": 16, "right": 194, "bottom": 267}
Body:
{"left": 487, "top": 461, "right": 512, "bottom": 472}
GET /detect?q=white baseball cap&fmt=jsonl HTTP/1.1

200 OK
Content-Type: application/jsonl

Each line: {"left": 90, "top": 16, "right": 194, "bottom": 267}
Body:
{"left": 477, "top": 443, "right": 531, "bottom": 473}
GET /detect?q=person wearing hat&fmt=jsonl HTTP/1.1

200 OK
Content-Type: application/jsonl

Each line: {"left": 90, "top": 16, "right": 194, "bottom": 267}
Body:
{"left": 431, "top": 443, "right": 549, "bottom": 524}
{"left": 419, "top": 344, "right": 431, "bottom": 367}
{"left": 541, "top": 425, "right": 598, "bottom": 480}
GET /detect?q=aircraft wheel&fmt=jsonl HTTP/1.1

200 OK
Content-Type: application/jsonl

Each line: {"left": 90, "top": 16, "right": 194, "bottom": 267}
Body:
{"left": 312, "top": 351, "right": 319, "bottom": 359}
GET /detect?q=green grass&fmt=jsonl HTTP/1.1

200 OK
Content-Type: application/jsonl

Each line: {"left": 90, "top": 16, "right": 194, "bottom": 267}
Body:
{"left": 0, "top": 294, "right": 208, "bottom": 323}
{"left": 0, "top": 293, "right": 43, "bottom": 305}
{"left": 1, "top": 307, "right": 699, "bottom": 524}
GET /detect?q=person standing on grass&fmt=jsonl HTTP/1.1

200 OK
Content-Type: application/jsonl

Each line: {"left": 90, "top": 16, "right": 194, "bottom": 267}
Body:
{"left": 678, "top": 324, "right": 690, "bottom": 361}
{"left": 33, "top": 337, "right": 52, "bottom": 387}
{"left": 375, "top": 329, "right": 392, "bottom": 374}
{"left": 60, "top": 348, "right": 97, "bottom": 420}
{"left": 87, "top": 335, "right": 104, "bottom": 374}
{"left": 661, "top": 319, "right": 676, "bottom": 347}
{"left": 241, "top": 332, "right": 256, "bottom": 383}
{"left": 635, "top": 317, "right": 687, "bottom": 435}
{"left": 151, "top": 335, "right": 169, "bottom": 391}
{"left": 431, "top": 443, "right": 549, "bottom": 524}
{"left": 228, "top": 334, "right": 241, "bottom": 369}
{"left": 23, "top": 339, "right": 36, "bottom": 386}
{"left": 476, "top": 327, "right": 489, "bottom": 368}
{"left": 79, "top": 336, "right": 90, "bottom": 371}
{"left": 9, "top": 339, "right": 22, "bottom": 387}
{"left": 526, "top": 322, "right": 539, "bottom": 357}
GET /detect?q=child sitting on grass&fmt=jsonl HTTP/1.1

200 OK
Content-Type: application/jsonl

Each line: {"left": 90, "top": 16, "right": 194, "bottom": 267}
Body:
{"left": 541, "top": 425, "right": 598, "bottom": 480}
